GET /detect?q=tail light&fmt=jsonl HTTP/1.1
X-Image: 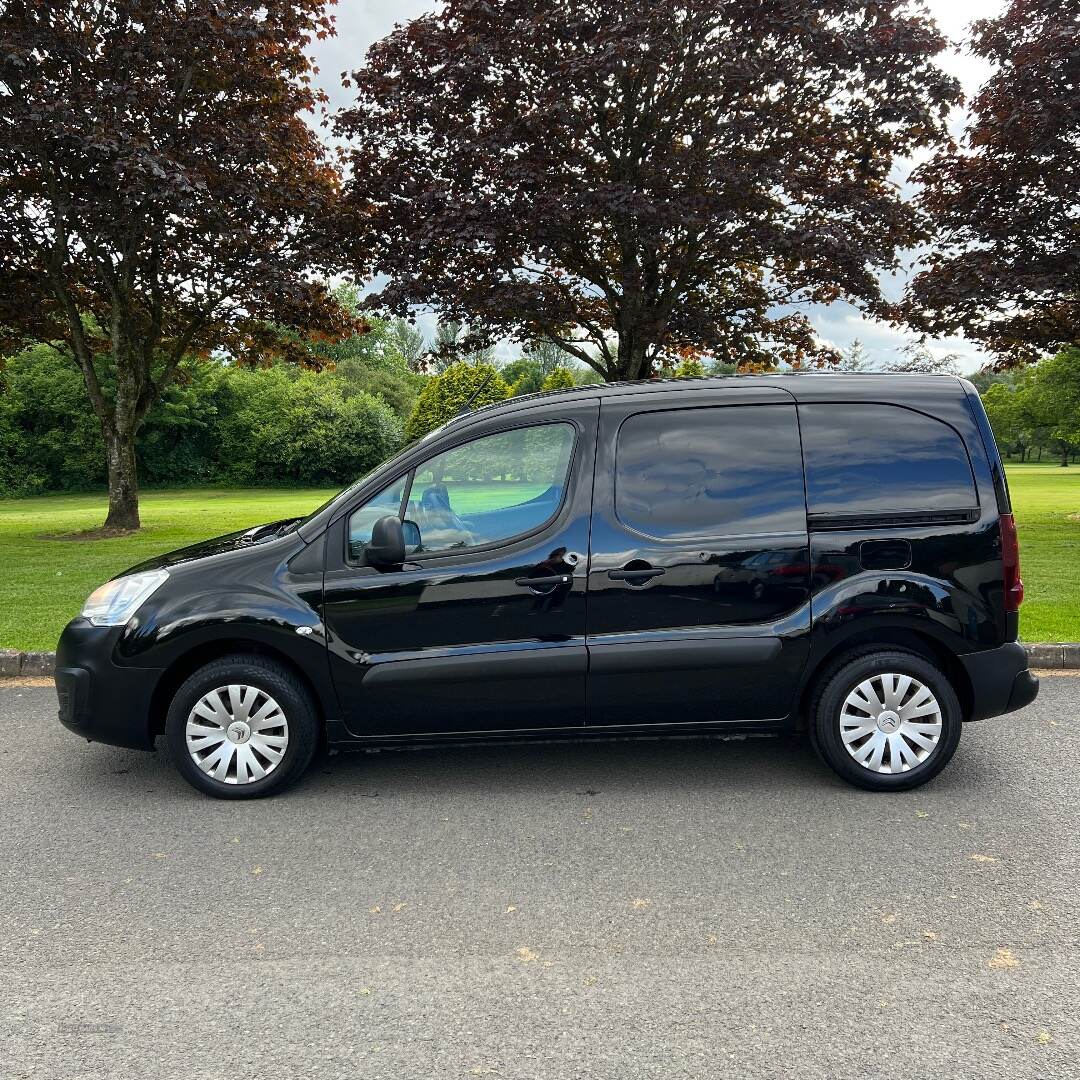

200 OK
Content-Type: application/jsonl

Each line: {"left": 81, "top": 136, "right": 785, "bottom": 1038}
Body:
{"left": 1000, "top": 513, "right": 1024, "bottom": 612}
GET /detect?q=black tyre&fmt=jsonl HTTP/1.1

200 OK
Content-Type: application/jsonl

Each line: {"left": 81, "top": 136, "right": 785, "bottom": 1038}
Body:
{"left": 165, "top": 654, "right": 319, "bottom": 799}
{"left": 810, "top": 649, "right": 962, "bottom": 792}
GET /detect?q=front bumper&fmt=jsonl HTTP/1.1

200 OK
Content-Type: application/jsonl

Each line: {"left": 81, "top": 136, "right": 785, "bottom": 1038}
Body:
{"left": 959, "top": 640, "right": 1039, "bottom": 721}
{"left": 55, "top": 620, "right": 161, "bottom": 751}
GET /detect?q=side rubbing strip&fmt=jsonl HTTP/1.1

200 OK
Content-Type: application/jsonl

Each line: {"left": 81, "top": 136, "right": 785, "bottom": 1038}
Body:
{"left": 589, "top": 637, "right": 781, "bottom": 674}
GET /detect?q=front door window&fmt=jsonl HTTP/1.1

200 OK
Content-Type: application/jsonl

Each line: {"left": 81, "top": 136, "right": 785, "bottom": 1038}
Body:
{"left": 322, "top": 399, "right": 599, "bottom": 739}
{"left": 348, "top": 423, "right": 575, "bottom": 558}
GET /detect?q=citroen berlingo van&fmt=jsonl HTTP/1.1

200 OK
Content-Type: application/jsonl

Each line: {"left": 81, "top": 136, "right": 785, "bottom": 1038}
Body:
{"left": 56, "top": 374, "right": 1038, "bottom": 798}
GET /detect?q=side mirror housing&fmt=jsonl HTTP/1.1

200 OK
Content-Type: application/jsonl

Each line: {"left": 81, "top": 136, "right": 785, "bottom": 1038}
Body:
{"left": 366, "top": 515, "right": 405, "bottom": 568}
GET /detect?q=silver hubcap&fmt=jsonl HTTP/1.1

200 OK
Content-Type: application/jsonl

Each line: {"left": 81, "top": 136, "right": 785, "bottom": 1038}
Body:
{"left": 840, "top": 673, "right": 942, "bottom": 774}
{"left": 185, "top": 685, "right": 289, "bottom": 785}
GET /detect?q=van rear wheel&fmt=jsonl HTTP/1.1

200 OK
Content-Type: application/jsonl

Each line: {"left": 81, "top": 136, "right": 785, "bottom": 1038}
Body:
{"left": 165, "top": 654, "right": 319, "bottom": 799}
{"left": 810, "top": 650, "right": 962, "bottom": 791}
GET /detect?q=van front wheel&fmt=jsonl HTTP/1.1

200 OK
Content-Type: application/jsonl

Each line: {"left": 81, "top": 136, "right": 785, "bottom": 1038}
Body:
{"left": 165, "top": 654, "right": 319, "bottom": 799}
{"left": 810, "top": 650, "right": 962, "bottom": 791}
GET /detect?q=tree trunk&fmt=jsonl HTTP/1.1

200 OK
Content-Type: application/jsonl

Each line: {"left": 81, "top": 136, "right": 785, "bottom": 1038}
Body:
{"left": 98, "top": 320, "right": 152, "bottom": 531}
{"left": 1061, "top": 447, "right": 1070, "bottom": 467}
{"left": 48, "top": 268, "right": 162, "bottom": 533}
{"left": 615, "top": 331, "right": 651, "bottom": 380}
{"left": 102, "top": 424, "right": 141, "bottom": 530}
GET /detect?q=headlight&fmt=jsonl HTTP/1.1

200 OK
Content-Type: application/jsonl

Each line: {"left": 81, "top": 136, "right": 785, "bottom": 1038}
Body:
{"left": 81, "top": 569, "right": 169, "bottom": 626}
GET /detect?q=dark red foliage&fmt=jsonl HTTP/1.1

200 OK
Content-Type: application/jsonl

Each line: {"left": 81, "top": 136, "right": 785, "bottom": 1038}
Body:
{"left": 337, "top": 0, "right": 960, "bottom": 380}
{"left": 0, "top": 0, "right": 358, "bottom": 526}
{"left": 910, "top": 0, "right": 1080, "bottom": 364}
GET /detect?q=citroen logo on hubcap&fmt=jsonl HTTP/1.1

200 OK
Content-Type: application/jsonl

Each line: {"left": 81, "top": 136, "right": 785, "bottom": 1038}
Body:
{"left": 227, "top": 721, "right": 250, "bottom": 744}
{"left": 878, "top": 711, "right": 900, "bottom": 733}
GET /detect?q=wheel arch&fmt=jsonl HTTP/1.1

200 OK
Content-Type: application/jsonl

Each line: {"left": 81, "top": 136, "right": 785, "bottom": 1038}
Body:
{"left": 796, "top": 626, "right": 974, "bottom": 731}
{"left": 147, "top": 637, "right": 331, "bottom": 747}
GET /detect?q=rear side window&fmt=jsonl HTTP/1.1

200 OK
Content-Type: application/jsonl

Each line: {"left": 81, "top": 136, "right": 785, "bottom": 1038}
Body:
{"left": 615, "top": 405, "right": 805, "bottom": 539}
{"left": 800, "top": 403, "right": 977, "bottom": 515}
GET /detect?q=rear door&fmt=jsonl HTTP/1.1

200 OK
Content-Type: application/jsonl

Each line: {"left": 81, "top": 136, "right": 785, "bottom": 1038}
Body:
{"left": 585, "top": 387, "right": 811, "bottom": 728}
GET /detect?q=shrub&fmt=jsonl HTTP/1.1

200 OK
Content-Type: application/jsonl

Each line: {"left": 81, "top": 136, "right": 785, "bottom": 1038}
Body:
{"left": 214, "top": 366, "right": 404, "bottom": 486}
{"left": 405, "top": 362, "right": 511, "bottom": 442}
{"left": 137, "top": 361, "right": 224, "bottom": 486}
{"left": 0, "top": 348, "right": 407, "bottom": 495}
{"left": 502, "top": 357, "right": 546, "bottom": 396}
{"left": 540, "top": 367, "right": 575, "bottom": 391}
{"left": 673, "top": 357, "right": 708, "bottom": 378}
{"left": 334, "top": 353, "right": 424, "bottom": 420}
{"left": 0, "top": 344, "right": 105, "bottom": 493}
{"left": 0, "top": 389, "right": 46, "bottom": 496}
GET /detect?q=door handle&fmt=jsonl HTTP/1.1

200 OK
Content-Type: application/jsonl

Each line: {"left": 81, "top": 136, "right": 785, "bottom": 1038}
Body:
{"left": 608, "top": 567, "right": 665, "bottom": 583}
{"left": 515, "top": 574, "right": 573, "bottom": 589}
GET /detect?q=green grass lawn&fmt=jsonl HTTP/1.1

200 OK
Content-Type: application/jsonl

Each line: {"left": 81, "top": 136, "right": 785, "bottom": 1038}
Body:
{"left": 0, "top": 488, "right": 336, "bottom": 652}
{"left": 1004, "top": 462, "right": 1080, "bottom": 642}
{"left": 1, "top": 466, "right": 1077, "bottom": 650}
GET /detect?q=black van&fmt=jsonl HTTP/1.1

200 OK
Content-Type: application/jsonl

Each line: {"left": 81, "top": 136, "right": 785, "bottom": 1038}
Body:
{"left": 56, "top": 374, "right": 1037, "bottom": 798}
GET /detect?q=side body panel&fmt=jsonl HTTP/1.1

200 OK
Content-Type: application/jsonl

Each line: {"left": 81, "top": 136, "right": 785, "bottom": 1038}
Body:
{"left": 585, "top": 386, "right": 812, "bottom": 728}
{"left": 92, "top": 531, "right": 339, "bottom": 741}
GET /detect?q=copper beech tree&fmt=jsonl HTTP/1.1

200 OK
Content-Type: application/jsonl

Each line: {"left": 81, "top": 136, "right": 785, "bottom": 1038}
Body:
{"left": 0, "top": 1, "right": 358, "bottom": 530}
{"left": 910, "top": 0, "right": 1080, "bottom": 364}
{"left": 338, "top": 0, "right": 960, "bottom": 381}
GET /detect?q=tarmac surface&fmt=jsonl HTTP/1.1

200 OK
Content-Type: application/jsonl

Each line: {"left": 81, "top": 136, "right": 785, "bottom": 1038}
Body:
{"left": 2, "top": 678, "right": 1077, "bottom": 1079}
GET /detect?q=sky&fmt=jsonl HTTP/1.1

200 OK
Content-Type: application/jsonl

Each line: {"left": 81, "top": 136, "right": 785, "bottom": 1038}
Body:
{"left": 312, "top": 1, "right": 1005, "bottom": 372}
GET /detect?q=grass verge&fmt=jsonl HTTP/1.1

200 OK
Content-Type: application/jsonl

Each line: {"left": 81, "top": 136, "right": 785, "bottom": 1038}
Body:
{"left": 1003, "top": 463, "right": 1080, "bottom": 642}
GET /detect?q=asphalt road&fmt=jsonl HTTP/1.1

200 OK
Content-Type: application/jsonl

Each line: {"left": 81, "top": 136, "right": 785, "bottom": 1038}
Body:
{"left": 2, "top": 679, "right": 1078, "bottom": 1080}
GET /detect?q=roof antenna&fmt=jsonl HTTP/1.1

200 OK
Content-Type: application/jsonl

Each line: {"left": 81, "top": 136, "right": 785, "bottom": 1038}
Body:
{"left": 455, "top": 366, "right": 496, "bottom": 418}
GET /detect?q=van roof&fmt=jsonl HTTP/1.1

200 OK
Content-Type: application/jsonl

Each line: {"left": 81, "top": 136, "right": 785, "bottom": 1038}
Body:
{"left": 452, "top": 371, "right": 972, "bottom": 425}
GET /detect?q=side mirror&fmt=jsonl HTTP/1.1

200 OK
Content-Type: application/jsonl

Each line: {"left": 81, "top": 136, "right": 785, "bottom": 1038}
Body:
{"left": 366, "top": 515, "right": 405, "bottom": 568}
